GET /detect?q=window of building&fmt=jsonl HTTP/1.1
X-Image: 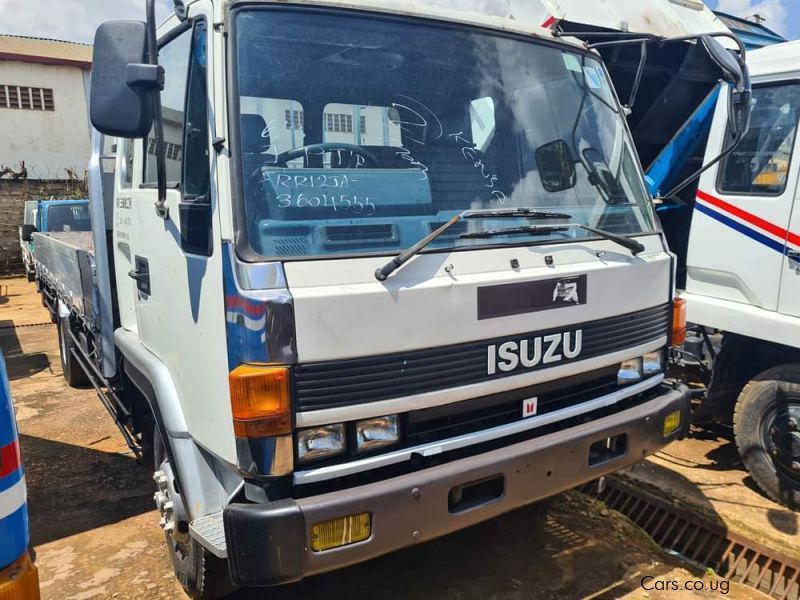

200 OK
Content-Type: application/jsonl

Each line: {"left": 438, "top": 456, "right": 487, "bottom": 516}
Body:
{"left": 285, "top": 109, "right": 304, "bottom": 130}
{"left": 325, "top": 112, "right": 353, "bottom": 133}
{"left": 0, "top": 85, "right": 54, "bottom": 111}
{"left": 717, "top": 82, "right": 800, "bottom": 196}
{"left": 146, "top": 138, "right": 182, "bottom": 161}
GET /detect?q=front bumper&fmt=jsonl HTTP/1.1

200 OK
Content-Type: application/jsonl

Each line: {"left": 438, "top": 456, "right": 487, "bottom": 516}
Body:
{"left": 0, "top": 553, "right": 40, "bottom": 600}
{"left": 224, "top": 382, "right": 690, "bottom": 586}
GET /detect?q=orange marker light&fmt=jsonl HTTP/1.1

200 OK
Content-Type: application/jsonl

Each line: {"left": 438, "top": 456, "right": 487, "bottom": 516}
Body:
{"left": 672, "top": 297, "right": 687, "bottom": 347}
{"left": 229, "top": 365, "right": 291, "bottom": 438}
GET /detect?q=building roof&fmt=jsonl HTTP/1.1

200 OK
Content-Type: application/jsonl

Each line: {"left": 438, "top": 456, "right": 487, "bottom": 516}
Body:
{"left": 0, "top": 34, "right": 92, "bottom": 69}
{"left": 714, "top": 11, "right": 785, "bottom": 50}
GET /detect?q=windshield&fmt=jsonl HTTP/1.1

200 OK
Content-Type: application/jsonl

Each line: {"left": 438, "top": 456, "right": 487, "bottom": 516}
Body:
{"left": 233, "top": 9, "right": 656, "bottom": 259}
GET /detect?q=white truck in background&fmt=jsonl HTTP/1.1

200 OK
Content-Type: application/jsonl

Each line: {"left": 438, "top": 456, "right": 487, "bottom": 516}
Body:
{"left": 514, "top": 0, "right": 800, "bottom": 510}
{"left": 27, "top": 0, "right": 754, "bottom": 596}
{"left": 667, "top": 40, "right": 800, "bottom": 510}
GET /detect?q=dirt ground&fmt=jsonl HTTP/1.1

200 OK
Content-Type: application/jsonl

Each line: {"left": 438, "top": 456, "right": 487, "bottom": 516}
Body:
{"left": 0, "top": 275, "right": 775, "bottom": 600}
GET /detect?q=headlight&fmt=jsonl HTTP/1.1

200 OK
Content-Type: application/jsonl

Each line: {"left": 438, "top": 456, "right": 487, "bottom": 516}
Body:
{"left": 642, "top": 351, "right": 664, "bottom": 376}
{"left": 356, "top": 415, "right": 400, "bottom": 453}
{"left": 618, "top": 357, "right": 643, "bottom": 385}
{"left": 297, "top": 425, "right": 345, "bottom": 463}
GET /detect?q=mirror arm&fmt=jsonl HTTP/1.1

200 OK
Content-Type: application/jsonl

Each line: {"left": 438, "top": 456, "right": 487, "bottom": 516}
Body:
{"left": 660, "top": 117, "right": 743, "bottom": 201}
{"left": 146, "top": 0, "right": 169, "bottom": 219}
{"left": 125, "top": 63, "right": 164, "bottom": 89}
{"left": 625, "top": 41, "right": 648, "bottom": 113}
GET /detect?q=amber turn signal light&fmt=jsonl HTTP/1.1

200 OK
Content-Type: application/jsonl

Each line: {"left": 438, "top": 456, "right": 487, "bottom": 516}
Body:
{"left": 229, "top": 365, "right": 291, "bottom": 438}
{"left": 671, "top": 297, "right": 687, "bottom": 347}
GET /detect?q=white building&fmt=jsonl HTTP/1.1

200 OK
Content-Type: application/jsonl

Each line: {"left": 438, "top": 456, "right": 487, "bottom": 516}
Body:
{"left": 240, "top": 97, "right": 403, "bottom": 166}
{"left": 0, "top": 35, "right": 92, "bottom": 180}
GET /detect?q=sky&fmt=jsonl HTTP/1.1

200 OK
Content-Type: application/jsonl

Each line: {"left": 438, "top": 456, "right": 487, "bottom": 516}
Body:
{"left": 706, "top": 0, "right": 798, "bottom": 38}
{"left": 0, "top": 0, "right": 797, "bottom": 44}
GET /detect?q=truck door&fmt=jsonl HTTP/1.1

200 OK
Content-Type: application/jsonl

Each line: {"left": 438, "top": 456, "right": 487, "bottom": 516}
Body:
{"left": 118, "top": 14, "right": 235, "bottom": 463}
{"left": 779, "top": 167, "right": 800, "bottom": 318}
{"left": 687, "top": 82, "right": 800, "bottom": 311}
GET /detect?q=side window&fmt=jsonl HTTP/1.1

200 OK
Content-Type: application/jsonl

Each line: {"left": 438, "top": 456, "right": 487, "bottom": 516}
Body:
{"left": 119, "top": 138, "right": 134, "bottom": 189}
{"left": 143, "top": 27, "right": 193, "bottom": 184}
{"left": 182, "top": 23, "right": 210, "bottom": 199}
{"left": 718, "top": 82, "right": 800, "bottom": 196}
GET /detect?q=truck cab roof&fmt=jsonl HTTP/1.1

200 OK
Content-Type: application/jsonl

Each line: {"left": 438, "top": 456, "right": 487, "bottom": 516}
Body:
{"left": 36, "top": 199, "right": 89, "bottom": 208}
{"left": 747, "top": 40, "right": 800, "bottom": 78}
{"left": 173, "top": 0, "right": 584, "bottom": 49}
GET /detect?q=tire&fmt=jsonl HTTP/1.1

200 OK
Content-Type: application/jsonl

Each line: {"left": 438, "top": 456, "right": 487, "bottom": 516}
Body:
{"left": 153, "top": 429, "right": 234, "bottom": 599}
{"left": 57, "top": 316, "right": 89, "bottom": 387}
{"left": 733, "top": 364, "right": 800, "bottom": 509}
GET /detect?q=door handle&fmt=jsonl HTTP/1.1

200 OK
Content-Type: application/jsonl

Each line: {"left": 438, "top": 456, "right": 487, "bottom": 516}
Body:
{"left": 129, "top": 256, "right": 151, "bottom": 295}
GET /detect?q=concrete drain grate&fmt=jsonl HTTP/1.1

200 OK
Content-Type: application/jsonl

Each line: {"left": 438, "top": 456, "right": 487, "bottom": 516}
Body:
{"left": 582, "top": 478, "right": 800, "bottom": 600}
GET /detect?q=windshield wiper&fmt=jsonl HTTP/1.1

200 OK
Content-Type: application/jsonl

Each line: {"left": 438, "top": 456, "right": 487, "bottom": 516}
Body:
{"left": 374, "top": 208, "right": 572, "bottom": 281}
{"left": 460, "top": 223, "right": 646, "bottom": 255}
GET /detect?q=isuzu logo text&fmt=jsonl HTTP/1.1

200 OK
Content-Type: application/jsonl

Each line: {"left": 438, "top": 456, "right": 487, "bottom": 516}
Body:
{"left": 487, "top": 330, "right": 583, "bottom": 375}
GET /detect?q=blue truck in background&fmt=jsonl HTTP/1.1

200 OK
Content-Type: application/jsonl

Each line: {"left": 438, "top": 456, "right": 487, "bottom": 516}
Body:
{"left": 19, "top": 199, "right": 90, "bottom": 282}
{"left": 0, "top": 352, "right": 40, "bottom": 599}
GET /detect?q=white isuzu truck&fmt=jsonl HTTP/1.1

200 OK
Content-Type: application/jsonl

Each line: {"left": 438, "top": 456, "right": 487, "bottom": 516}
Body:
{"left": 661, "top": 40, "right": 800, "bottom": 509}
{"left": 28, "top": 0, "right": 754, "bottom": 596}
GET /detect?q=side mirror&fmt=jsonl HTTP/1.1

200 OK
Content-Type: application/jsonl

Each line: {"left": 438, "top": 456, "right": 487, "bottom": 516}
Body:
{"left": 701, "top": 36, "right": 746, "bottom": 93}
{"left": 90, "top": 21, "right": 161, "bottom": 138}
{"left": 700, "top": 36, "right": 752, "bottom": 139}
{"left": 536, "top": 140, "right": 576, "bottom": 192}
{"left": 20, "top": 224, "right": 37, "bottom": 242}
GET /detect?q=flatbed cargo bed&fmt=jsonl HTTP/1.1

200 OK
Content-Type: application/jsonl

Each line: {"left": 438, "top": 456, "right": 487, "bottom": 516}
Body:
{"left": 31, "top": 231, "right": 96, "bottom": 322}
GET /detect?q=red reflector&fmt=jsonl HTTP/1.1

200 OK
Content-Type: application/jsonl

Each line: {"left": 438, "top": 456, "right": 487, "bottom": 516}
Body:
{"left": 0, "top": 440, "right": 21, "bottom": 479}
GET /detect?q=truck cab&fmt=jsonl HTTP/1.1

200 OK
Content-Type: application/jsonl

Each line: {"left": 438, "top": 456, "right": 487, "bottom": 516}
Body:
{"left": 38, "top": 0, "right": 724, "bottom": 595}
{"left": 669, "top": 41, "right": 800, "bottom": 508}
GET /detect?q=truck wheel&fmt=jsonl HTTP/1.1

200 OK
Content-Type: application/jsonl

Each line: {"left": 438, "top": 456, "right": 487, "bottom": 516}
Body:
{"left": 58, "top": 316, "right": 89, "bottom": 387}
{"left": 153, "top": 429, "right": 234, "bottom": 599}
{"left": 733, "top": 364, "right": 800, "bottom": 509}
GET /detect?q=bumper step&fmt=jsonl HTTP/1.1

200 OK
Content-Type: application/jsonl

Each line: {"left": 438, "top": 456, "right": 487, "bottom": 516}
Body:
{"left": 190, "top": 512, "right": 227, "bottom": 558}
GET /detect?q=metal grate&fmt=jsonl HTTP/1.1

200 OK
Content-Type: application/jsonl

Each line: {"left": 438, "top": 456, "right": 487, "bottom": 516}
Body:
{"left": 584, "top": 478, "right": 800, "bottom": 600}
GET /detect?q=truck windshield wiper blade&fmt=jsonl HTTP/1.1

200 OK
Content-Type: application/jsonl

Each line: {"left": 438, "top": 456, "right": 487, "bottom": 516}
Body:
{"left": 460, "top": 223, "right": 646, "bottom": 256}
{"left": 374, "top": 208, "right": 572, "bottom": 281}
{"left": 460, "top": 225, "right": 570, "bottom": 239}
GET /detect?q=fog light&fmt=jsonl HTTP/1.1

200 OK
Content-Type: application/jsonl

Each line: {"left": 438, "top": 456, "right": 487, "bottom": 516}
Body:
{"left": 663, "top": 410, "right": 682, "bottom": 437}
{"left": 356, "top": 415, "right": 399, "bottom": 453}
{"left": 642, "top": 351, "right": 664, "bottom": 376}
{"left": 617, "top": 357, "right": 642, "bottom": 385}
{"left": 297, "top": 425, "right": 345, "bottom": 463}
{"left": 311, "top": 512, "right": 371, "bottom": 552}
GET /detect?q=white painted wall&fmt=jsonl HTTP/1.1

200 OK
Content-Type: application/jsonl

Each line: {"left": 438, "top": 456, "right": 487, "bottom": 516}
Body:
{"left": 0, "top": 60, "right": 91, "bottom": 180}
